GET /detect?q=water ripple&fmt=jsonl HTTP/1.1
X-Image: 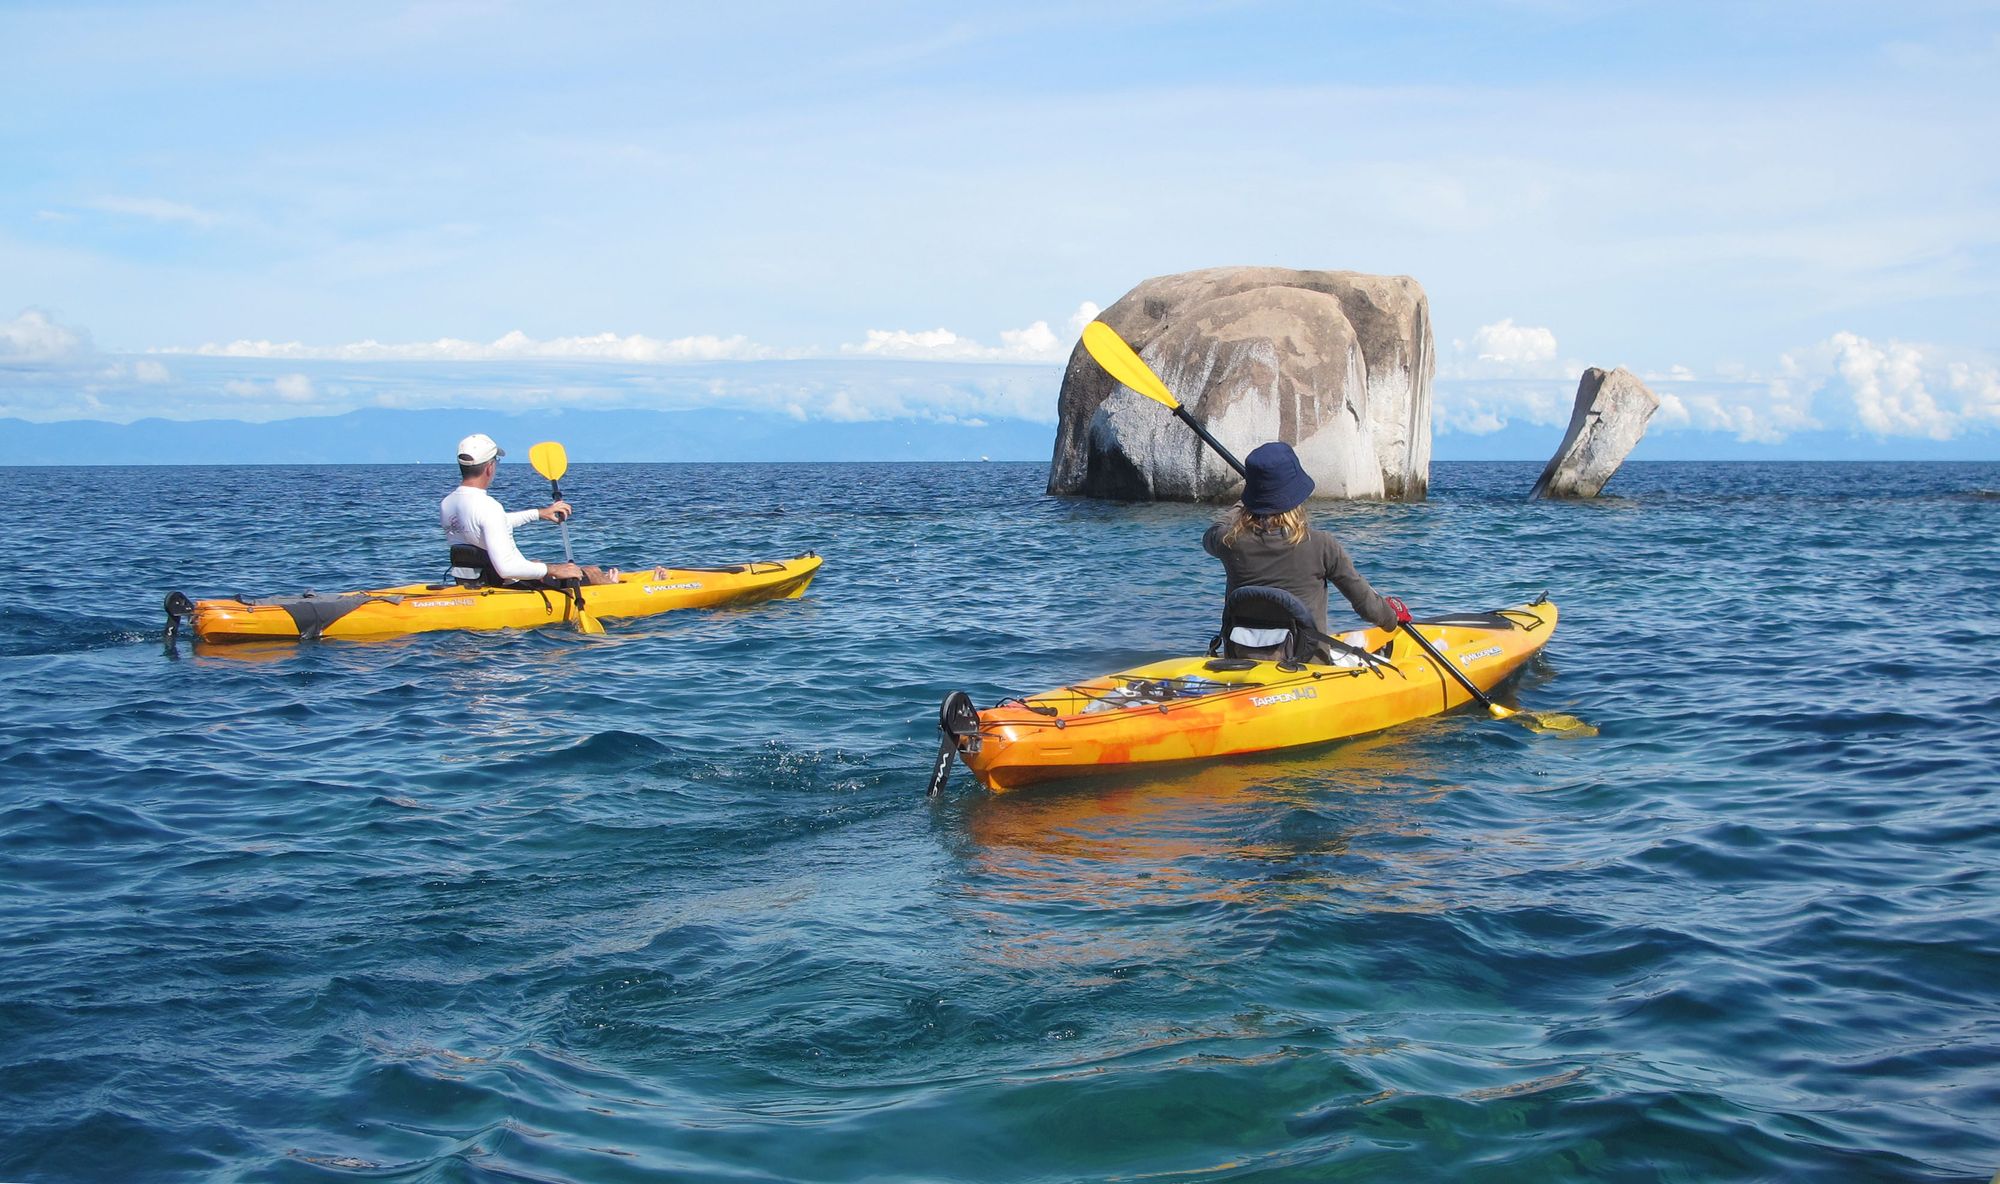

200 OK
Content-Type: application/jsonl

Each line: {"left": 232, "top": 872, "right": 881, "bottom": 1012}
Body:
{"left": 0, "top": 460, "right": 1995, "bottom": 1182}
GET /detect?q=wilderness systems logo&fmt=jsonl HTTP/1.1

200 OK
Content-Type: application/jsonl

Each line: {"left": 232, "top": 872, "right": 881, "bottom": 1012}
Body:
{"left": 1457, "top": 645, "right": 1503, "bottom": 665}
{"left": 644, "top": 582, "right": 703, "bottom": 594}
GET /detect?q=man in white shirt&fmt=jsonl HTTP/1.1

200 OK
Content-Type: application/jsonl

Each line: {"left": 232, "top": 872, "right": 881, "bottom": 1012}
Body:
{"left": 440, "top": 433, "right": 610, "bottom": 587}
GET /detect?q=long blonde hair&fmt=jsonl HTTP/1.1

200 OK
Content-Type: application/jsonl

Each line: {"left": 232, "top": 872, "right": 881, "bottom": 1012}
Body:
{"left": 1218, "top": 504, "right": 1308, "bottom": 547}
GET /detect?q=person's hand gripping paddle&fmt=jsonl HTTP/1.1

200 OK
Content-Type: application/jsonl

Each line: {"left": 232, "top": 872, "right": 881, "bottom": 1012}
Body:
{"left": 528, "top": 441, "right": 604, "bottom": 635}
{"left": 1384, "top": 598, "right": 1590, "bottom": 733}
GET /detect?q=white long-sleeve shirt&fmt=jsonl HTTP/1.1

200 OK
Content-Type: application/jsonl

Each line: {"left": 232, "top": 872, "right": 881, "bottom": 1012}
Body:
{"left": 441, "top": 485, "right": 547, "bottom": 582}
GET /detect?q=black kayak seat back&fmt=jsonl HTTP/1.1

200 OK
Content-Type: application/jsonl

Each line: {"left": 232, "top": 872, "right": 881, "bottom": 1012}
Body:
{"left": 449, "top": 543, "right": 503, "bottom": 588}
{"left": 1215, "top": 586, "right": 1319, "bottom": 662}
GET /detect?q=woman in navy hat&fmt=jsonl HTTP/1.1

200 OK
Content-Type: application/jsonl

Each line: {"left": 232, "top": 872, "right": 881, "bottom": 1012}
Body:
{"left": 1202, "top": 441, "right": 1405, "bottom": 635}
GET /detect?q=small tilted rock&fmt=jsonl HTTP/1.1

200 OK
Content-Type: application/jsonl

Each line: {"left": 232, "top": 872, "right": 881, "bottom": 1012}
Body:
{"left": 1530, "top": 367, "right": 1660, "bottom": 499}
{"left": 1047, "top": 267, "right": 1434, "bottom": 502}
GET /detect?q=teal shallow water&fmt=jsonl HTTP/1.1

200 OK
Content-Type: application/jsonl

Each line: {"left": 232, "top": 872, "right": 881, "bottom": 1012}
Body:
{"left": 1, "top": 460, "right": 1996, "bottom": 1182}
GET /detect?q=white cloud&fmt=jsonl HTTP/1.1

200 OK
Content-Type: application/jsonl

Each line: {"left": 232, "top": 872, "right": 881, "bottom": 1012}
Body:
{"left": 1743, "top": 332, "right": 2000, "bottom": 441}
{"left": 173, "top": 304, "right": 1101, "bottom": 366}
{"left": 997, "top": 320, "right": 1059, "bottom": 356}
{"left": 1826, "top": 331, "right": 1955, "bottom": 439}
{"left": 844, "top": 327, "right": 971, "bottom": 358}
{"left": 0, "top": 309, "right": 89, "bottom": 361}
{"left": 1433, "top": 380, "right": 1574, "bottom": 436}
{"left": 840, "top": 302, "right": 1098, "bottom": 363}
{"left": 224, "top": 373, "right": 316, "bottom": 402}
{"left": 1435, "top": 373, "right": 1819, "bottom": 445}
{"left": 171, "top": 329, "right": 775, "bottom": 362}
{"left": 1443, "top": 357, "right": 1825, "bottom": 443}
{"left": 1947, "top": 361, "right": 2000, "bottom": 425}
{"left": 14, "top": 296, "right": 1993, "bottom": 445}
{"left": 1654, "top": 390, "right": 1690, "bottom": 427}
{"left": 763, "top": 367, "right": 1057, "bottom": 424}
{"left": 1067, "top": 301, "right": 1102, "bottom": 337}
{"left": 1666, "top": 382, "right": 1816, "bottom": 444}
{"left": 97, "top": 359, "right": 173, "bottom": 383}
{"left": 0, "top": 349, "right": 1072, "bottom": 426}
{"left": 1442, "top": 318, "right": 1572, "bottom": 379}
{"left": 1472, "top": 318, "right": 1558, "bottom": 365}
{"left": 83, "top": 195, "right": 223, "bottom": 228}
{"left": 1437, "top": 331, "right": 2000, "bottom": 443}
{"left": 1449, "top": 407, "right": 1508, "bottom": 435}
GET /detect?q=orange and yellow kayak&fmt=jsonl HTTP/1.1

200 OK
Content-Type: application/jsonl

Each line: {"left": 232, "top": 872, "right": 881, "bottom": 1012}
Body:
{"left": 934, "top": 598, "right": 1557, "bottom": 792}
{"left": 166, "top": 553, "right": 821, "bottom": 645}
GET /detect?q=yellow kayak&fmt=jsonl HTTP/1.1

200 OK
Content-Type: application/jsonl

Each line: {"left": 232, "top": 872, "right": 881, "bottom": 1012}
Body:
{"left": 166, "top": 553, "right": 821, "bottom": 645}
{"left": 932, "top": 598, "right": 1558, "bottom": 792}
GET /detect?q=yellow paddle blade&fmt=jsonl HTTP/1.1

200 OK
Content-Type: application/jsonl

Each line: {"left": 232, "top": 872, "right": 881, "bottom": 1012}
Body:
{"left": 1524, "top": 711, "right": 1596, "bottom": 737}
{"left": 1081, "top": 321, "right": 1180, "bottom": 411}
{"left": 575, "top": 609, "right": 605, "bottom": 636}
{"left": 528, "top": 440, "right": 568, "bottom": 482}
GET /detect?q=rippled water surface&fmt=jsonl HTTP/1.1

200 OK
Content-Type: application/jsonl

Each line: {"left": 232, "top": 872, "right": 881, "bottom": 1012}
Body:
{"left": 2, "top": 460, "right": 1996, "bottom": 1183}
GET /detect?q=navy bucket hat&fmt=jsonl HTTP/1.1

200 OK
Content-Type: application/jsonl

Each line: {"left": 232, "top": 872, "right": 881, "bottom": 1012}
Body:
{"left": 1241, "top": 441, "right": 1315, "bottom": 515}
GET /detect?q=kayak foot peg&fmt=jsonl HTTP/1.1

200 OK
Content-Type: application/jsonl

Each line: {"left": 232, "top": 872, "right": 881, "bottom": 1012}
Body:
{"left": 163, "top": 591, "right": 194, "bottom": 655}
{"left": 925, "top": 691, "right": 981, "bottom": 798}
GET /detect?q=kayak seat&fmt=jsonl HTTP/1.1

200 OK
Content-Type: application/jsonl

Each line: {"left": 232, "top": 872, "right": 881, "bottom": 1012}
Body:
{"left": 1210, "top": 586, "right": 1324, "bottom": 664}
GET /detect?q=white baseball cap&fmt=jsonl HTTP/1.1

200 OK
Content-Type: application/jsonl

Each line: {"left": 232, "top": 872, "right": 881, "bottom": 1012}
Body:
{"left": 456, "top": 433, "right": 504, "bottom": 465}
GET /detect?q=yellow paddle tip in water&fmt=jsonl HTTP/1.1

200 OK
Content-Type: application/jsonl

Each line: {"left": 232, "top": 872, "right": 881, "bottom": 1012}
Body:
{"left": 1490, "top": 699, "right": 1597, "bottom": 736}
{"left": 528, "top": 440, "right": 569, "bottom": 481}
{"left": 1524, "top": 711, "right": 1597, "bottom": 737}
{"left": 576, "top": 612, "right": 605, "bottom": 636}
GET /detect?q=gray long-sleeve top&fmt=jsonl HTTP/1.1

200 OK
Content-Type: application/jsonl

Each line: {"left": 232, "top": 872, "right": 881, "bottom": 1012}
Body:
{"left": 1202, "top": 522, "right": 1397, "bottom": 633}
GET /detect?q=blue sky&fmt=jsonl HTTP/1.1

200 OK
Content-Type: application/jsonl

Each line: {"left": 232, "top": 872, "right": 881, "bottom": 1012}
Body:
{"left": 3, "top": 0, "right": 1997, "bottom": 455}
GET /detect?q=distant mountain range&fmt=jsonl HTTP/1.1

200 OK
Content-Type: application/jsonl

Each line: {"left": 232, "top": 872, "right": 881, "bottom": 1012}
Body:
{"left": 1, "top": 406, "right": 1991, "bottom": 466}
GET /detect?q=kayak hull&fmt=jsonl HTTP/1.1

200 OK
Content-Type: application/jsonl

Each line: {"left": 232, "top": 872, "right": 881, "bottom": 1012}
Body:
{"left": 181, "top": 553, "right": 821, "bottom": 644}
{"left": 950, "top": 599, "right": 1558, "bottom": 792}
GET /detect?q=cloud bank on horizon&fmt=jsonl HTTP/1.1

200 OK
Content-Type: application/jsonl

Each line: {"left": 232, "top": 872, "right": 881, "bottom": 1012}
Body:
{"left": 1, "top": 1, "right": 1995, "bottom": 455}
{"left": 128, "top": 300, "right": 1106, "bottom": 366}
{"left": 7, "top": 304, "right": 1995, "bottom": 449}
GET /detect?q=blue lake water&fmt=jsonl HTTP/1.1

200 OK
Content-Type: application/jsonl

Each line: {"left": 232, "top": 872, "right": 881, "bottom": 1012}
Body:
{"left": 1, "top": 459, "right": 1996, "bottom": 1182}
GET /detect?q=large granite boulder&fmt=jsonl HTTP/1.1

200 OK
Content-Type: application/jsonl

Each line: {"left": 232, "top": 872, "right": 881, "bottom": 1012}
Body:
{"left": 1530, "top": 367, "right": 1660, "bottom": 499}
{"left": 1047, "top": 267, "right": 1434, "bottom": 502}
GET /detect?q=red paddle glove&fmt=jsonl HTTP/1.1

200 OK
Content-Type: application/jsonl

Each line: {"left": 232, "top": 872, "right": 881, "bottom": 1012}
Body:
{"left": 1386, "top": 596, "right": 1412, "bottom": 624}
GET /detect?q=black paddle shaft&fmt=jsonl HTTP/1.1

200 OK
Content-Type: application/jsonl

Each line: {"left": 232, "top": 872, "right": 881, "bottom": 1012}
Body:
{"left": 1397, "top": 620, "right": 1501, "bottom": 713}
{"left": 1174, "top": 406, "right": 1247, "bottom": 478}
